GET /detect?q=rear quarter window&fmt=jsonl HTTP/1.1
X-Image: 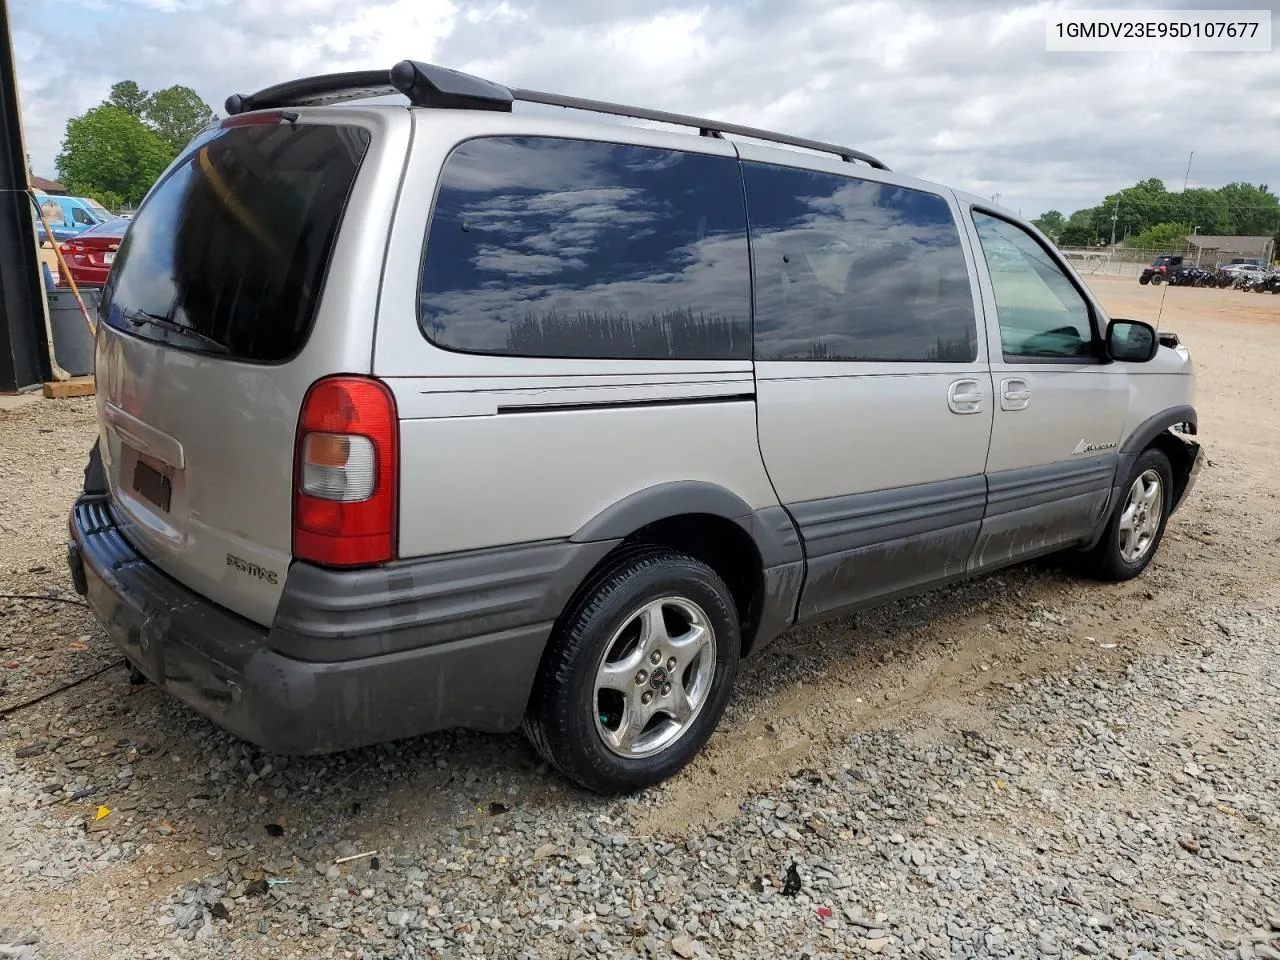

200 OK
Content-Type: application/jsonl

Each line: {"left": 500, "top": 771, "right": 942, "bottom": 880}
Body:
{"left": 100, "top": 121, "right": 371, "bottom": 363}
{"left": 418, "top": 136, "right": 751, "bottom": 361}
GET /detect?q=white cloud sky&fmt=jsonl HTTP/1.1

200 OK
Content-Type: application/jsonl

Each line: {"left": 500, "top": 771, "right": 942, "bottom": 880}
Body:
{"left": 12, "top": 0, "right": 1280, "bottom": 218}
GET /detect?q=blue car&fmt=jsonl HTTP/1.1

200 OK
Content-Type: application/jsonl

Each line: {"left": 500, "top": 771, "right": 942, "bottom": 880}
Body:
{"left": 33, "top": 194, "right": 114, "bottom": 245}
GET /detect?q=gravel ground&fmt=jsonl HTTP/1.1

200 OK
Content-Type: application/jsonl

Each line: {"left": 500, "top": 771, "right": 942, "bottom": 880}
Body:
{"left": 2, "top": 279, "right": 1278, "bottom": 959}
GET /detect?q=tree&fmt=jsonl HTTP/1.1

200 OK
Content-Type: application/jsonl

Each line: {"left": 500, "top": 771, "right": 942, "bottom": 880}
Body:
{"left": 1131, "top": 222, "right": 1194, "bottom": 250}
{"left": 1058, "top": 209, "right": 1101, "bottom": 247}
{"left": 1215, "top": 182, "right": 1280, "bottom": 236}
{"left": 55, "top": 106, "right": 172, "bottom": 207}
{"left": 1032, "top": 209, "right": 1066, "bottom": 240}
{"left": 144, "top": 85, "right": 216, "bottom": 154}
{"left": 107, "top": 80, "right": 149, "bottom": 118}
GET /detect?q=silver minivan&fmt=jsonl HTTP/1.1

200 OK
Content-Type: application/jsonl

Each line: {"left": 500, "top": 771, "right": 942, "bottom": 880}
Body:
{"left": 68, "top": 61, "right": 1203, "bottom": 794}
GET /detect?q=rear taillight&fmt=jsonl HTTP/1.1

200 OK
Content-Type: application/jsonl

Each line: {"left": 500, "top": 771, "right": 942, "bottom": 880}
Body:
{"left": 293, "top": 376, "right": 399, "bottom": 568}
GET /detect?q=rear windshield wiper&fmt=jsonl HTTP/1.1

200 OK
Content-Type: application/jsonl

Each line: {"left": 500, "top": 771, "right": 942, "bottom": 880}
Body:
{"left": 122, "top": 310, "right": 229, "bottom": 354}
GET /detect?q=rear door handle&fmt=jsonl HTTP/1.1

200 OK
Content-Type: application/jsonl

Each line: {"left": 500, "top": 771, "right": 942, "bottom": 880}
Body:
{"left": 1001, "top": 378, "right": 1031, "bottom": 411}
{"left": 947, "top": 378, "right": 984, "bottom": 415}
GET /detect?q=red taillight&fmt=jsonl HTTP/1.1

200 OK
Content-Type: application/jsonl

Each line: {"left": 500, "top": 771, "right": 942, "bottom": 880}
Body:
{"left": 293, "top": 376, "right": 399, "bottom": 568}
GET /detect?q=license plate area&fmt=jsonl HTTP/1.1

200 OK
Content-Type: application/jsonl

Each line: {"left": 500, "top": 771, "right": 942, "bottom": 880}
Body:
{"left": 132, "top": 456, "right": 172, "bottom": 513}
{"left": 103, "top": 252, "right": 115, "bottom": 265}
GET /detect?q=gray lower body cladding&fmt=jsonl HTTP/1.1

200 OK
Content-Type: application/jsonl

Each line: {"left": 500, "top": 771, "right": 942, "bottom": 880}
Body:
{"left": 787, "top": 456, "right": 1120, "bottom": 623}
{"left": 67, "top": 496, "right": 618, "bottom": 754}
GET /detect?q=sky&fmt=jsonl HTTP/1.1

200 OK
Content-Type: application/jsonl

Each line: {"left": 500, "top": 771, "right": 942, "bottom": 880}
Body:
{"left": 11, "top": 0, "right": 1280, "bottom": 219}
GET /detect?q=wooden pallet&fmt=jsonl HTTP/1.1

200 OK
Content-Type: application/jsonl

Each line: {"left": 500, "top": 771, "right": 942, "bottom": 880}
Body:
{"left": 43, "top": 376, "right": 95, "bottom": 399}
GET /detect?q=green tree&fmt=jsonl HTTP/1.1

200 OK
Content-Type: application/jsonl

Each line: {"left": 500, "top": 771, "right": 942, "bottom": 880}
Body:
{"left": 144, "top": 85, "right": 216, "bottom": 154}
{"left": 55, "top": 105, "right": 172, "bottom": 207}
{"left": 1131, "top": 222, "right": 1194, "bottom": 249}
{"left": 1215, "top": 182, "right": 1280, "bottom": 236}
{"left": 107, "top": 80, "right": 149, "bottom": 118}
{"left": 1058, "top": 208, "right": 1101, "bottom": 247}
{"left": 1032, "top": 209, "right": 1066, "bottom": 240}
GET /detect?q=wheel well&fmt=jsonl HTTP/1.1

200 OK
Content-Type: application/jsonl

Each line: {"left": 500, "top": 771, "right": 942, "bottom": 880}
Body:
{"left": 1148, "top": 431, "right": 1195, "bottom": 509}
{"left": 624, "top": 513, "right": 765, "bottom": 655}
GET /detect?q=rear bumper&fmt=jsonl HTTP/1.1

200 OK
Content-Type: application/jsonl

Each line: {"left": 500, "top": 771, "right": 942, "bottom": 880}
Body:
{"left": 67, "top": 497, "right": 606, "bottom": 755}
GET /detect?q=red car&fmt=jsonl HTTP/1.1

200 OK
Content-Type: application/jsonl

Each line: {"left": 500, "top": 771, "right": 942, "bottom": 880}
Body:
{"left": 56, "top": 217, "right": 129, "bottom": 287}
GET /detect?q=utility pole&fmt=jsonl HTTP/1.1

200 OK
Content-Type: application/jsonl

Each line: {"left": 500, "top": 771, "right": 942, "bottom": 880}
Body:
{"left": 1110, "top": 195, "right": 1120, "bottom": 248}
{"left": 990, "top": 193, "right": 1001, "bottom": 205}
{"left": 1182, "top": 151, "right": 1194, "bottom": 191}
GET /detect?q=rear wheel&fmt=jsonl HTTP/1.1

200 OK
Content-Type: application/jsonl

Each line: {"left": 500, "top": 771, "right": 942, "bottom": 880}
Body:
{"left": 1074, "top": 448, "right": 1173, "bottom": 582}
{"left": 524, "top": 547, "right": 740, "bottom": 794}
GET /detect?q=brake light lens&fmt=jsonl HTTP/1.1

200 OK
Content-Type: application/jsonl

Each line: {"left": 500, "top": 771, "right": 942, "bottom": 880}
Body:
{"left": 293, "top": 376, "right": 398, "bottom": 567}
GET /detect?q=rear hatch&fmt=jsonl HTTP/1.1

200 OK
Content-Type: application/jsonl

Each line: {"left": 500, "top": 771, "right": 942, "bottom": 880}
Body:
{"left": 93, "top": 114, "right": 380, "bottom": 626}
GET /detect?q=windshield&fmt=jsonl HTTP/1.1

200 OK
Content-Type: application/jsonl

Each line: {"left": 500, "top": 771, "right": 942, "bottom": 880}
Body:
{"left": 99, "top": 121, "right": 371, "bottom": 363}
{"left": 85, "top": 199, "right": 113, "bottom": 221}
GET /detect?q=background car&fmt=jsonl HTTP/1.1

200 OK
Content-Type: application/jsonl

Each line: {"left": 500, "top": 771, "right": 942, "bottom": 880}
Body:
{"left": 33, "top": 194, "right": 114, "bottom": 245}
{"left": 1222, "top": 262, "right": 1269, "bottom": 278}
{"left": 55, "top": 216, "right": 129, "bottom": 287}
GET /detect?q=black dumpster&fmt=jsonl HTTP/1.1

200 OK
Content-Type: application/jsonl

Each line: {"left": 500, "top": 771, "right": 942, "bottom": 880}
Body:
{"left": 47, "top": 286, "right": 100, "bottom": 377}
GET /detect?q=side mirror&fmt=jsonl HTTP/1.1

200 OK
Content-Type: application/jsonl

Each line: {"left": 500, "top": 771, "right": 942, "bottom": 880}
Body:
{"left": 1106, "top": 319, "right": 1159, "bottom": 362}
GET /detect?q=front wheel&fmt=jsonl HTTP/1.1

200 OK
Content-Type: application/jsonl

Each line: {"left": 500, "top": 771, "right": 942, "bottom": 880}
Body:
{"left": 524, "top": 547, "right": 740, "bottom": 794}
{"left": 1074, "top": 449, "right": 1173, "bottom": 582}
{"left": 1149, "top": 272, "right": 1163, "bottom": 285}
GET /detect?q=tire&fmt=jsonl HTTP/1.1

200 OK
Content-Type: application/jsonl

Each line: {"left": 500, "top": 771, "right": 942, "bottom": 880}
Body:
{"left": 1138, "top": 275, "right": 1150, "bottom": 286}
{"left": 523, "top": 546, "right": 740, "bottom": 794}
{"left": 1075, "top": 448, "right": 1174, "bottom": 582}
{"left": 1149, "top": 272, "right": 1163, "bottom": 285}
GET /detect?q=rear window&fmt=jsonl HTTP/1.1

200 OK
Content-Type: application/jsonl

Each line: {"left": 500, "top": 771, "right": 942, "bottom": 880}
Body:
{"left": 100, "top": 121, "right": 371, "bottom": 363}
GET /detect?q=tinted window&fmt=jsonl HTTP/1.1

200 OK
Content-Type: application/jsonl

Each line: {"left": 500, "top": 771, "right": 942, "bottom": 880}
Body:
{"left": 743, "top": 162, "right": 976, "bottom": 362}
{"left": 418, "top": 137, "right": 750, "bottom": 360}
{"left": 100, "top": 122, "right": 370, "bottom": 363}
{"left": 971, "top": 212, "right": 1094, "bottom": 359}
{"left": 72, "top": 207, "right": 95, "bottom": 225}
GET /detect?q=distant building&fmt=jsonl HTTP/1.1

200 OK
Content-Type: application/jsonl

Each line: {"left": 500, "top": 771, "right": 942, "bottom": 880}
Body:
{"left": 1184, "top": 235, "right": 1274, "bottom": 266}
{"left": 31, "top": 175, "right": 68, "bottom": 195}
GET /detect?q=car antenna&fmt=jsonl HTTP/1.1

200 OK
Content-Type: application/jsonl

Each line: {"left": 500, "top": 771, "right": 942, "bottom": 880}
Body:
{"left": 1153, "top": 268, "right": 1171, "bottom": 332}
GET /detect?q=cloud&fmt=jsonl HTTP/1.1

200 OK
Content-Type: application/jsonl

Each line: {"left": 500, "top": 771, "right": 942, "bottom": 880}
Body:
{"left": 13, "top": 0, "right": 1280, "bottom": 218}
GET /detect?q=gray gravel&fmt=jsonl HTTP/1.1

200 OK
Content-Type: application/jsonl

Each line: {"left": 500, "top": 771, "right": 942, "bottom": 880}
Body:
{"left": 3, "top": 343, "right": 1279, "bottom": 959}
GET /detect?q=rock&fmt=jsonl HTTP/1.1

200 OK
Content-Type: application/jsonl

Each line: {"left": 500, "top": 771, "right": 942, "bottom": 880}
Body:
{"left": 671, "top": 936, "right": 700, "bottom": 959}
{"left": 866, "top": 937, "right": 892, "bottom": 954}
{"left": 1108, "top": 865, "right": 1135, "bottom": 886}
{"left": 533, "top": 843, "right": 557, "bottom": 860}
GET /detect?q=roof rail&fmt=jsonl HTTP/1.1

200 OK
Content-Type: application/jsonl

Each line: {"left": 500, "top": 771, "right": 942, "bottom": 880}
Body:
{"left": 225, "top": 60, "right": 889, "bottom": 171}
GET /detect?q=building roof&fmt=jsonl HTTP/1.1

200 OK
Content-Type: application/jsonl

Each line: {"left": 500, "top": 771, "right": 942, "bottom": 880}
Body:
{"left": 1183, "top": 235, "right": 1273, "bottom": 255}
{"left": 31, "top": 175, "right": 67, "bottom": 194}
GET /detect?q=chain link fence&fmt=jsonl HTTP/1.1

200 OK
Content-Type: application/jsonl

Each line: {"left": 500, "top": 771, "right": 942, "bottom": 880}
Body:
{"left": 1058, "top": 245, "right": 1265, "bottom": 279}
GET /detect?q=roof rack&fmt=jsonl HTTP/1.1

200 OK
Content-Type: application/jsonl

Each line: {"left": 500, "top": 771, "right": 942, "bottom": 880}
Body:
{"left": 225, "top": 61, "right": 890, "bottom": 171}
